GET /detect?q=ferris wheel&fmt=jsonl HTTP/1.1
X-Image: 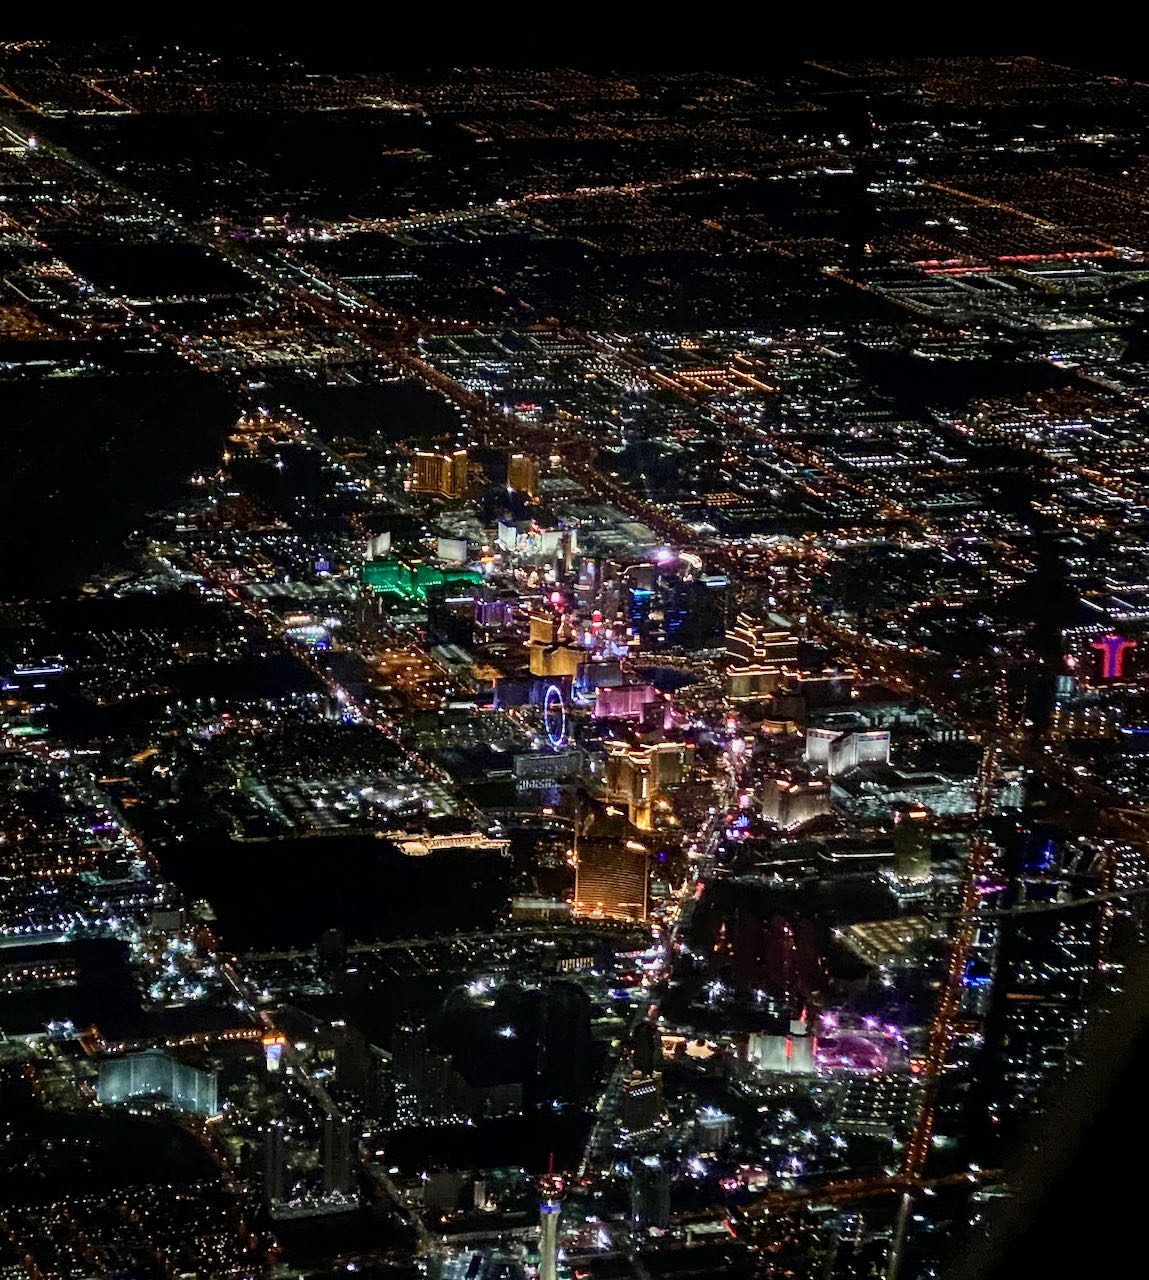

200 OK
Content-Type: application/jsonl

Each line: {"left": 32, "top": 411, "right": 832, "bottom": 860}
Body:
{"left": 543, "top": 683, "right": 567, "bottom": 749}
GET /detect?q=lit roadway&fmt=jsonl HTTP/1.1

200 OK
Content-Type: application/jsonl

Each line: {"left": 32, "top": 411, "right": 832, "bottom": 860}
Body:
{"left": 739, "top": 1166, "right": 1003, "bottom": 1222}
{"left": 901, "top": 741, "right": 1001, "bottom": 1182}
{"left": 243, "top": 920, "right": 643, "bottom": 963}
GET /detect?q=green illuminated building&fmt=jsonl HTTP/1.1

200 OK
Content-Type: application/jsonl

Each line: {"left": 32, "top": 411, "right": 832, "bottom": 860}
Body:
{"left": 360, "top": 558, "right": 482, "bottom": 603}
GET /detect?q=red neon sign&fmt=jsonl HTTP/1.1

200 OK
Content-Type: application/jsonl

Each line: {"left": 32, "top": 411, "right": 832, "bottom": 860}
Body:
{"left": 1092, "top": 634, "right": 1137, "bottom": 680}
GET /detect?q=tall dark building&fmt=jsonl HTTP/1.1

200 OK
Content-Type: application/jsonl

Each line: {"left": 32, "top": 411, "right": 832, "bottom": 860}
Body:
{"left": 708, "top": 907, "right": 823, "bottom": 1001}
{"left": 322, "top": 1115, "right": 355, "bottom": 1199}
{"left": 427, "top": 583, "right": 477, "bottom": 647}
{"left": 317, "top": 927, "right": 348, "bottom": 984}
{"left": 620, "top": 1070, "right": 663, "bottom": 1142}
{"left": 367, "top": 1048, "right": 397, "bottom": 1124}
{"left": 631, "top": 1156, "right": 671, "bottom": 1230}
{"left": 662, "top": 575, "right": 728, "bottom": 651}
{"left": 537, "top": 981, "right": 594, "bottom": 1104}
{"left": 392, "top": 1021, "right": 454, "bottom": 1119}
{"left": 893, "top": 802, "right": 932, "bottom": 883}
{"left": 263, "top": 1121, "right": 287, "bottom": 1205}
{"left": 631, "top": 1021, "right": 659, "bottom": 1076}
{"left": 330, "top": 1022, "right": 371, "bottom": 1100}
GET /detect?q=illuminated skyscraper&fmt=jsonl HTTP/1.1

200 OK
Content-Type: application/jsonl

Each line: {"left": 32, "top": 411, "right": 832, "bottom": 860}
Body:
{"left": 805, "top": 726, "right": 890, "bottom": 775}
{"left": 604, "top": 739, "right": 692, "bottom": 829}
{"left": 726, "top": 612, "right": 799, "bottom": 667}
{"left": 761, "top": 775, "right": 831, "bottom": 829}
{"left": 508, "top": 452, "right": 539, "bottom": 499}
{"left": 620, "top": 1069, "right": 664, "bottom": 1140}
{"left": 724, "top": 612, "right": 798, "bottom": 699}
{"left": 411, "top": 449, "right": 469, "bottom": 498}
{"left": 573, "top": 806, "right": 650, "bottom": 922}
{"left": 527, "top": 607, "right": 581, "bottom": 679}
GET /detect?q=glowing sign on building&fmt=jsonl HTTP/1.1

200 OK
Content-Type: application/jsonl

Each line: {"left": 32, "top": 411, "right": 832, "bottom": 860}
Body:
{"left": 262, "top": 1034, "right": 287, "bottom": 1072}
{"left": 1092, "top": 634, "right": 1137, "bottom": 680}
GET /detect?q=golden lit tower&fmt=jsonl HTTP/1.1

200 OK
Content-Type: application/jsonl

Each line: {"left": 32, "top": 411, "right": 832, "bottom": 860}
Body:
{"left": 573, "top": 802, "right": 650, "bottom": 921}
{"left": 508, "top": 452, "right": 540, "bottom": 500}
{"left": 411, "top": 449, "right": 469, "bottom": 498}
